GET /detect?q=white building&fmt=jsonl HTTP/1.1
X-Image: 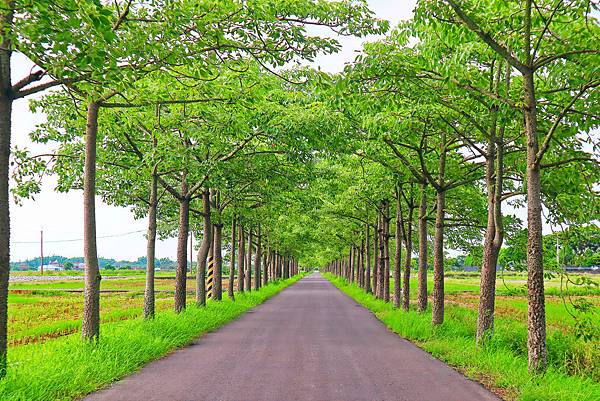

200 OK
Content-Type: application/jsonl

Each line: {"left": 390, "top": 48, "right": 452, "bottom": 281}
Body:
{"left": 38, "top": 260, "right": 64, "bottom": 272}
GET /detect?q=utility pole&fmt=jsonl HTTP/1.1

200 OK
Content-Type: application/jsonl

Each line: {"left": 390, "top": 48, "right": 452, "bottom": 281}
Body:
{"left": 40, "top": 229, "right": 44, "bottom": 276}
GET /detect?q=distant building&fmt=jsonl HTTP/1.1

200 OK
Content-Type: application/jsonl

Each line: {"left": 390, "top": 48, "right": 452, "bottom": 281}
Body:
{"left": 463, "top": 265, "right": 479, "bottom": 272}
{"left": 39, "top": 260, "right": 63, "bottom": 272}
{"left": 73, "top": 262, "right": 85, "bottom": 270}
{"left": 564, "top": 266, "right": 599, "bottom": 274}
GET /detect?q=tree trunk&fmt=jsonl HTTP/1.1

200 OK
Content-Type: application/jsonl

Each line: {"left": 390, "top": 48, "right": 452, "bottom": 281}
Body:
{"left": 245, "top": 228, "right": 252, "bottom": 291}
{"left": 383, "top": 201, "right": 390, "bottom": 303}
{"left": 82, "top": 101, "right": 102, "bottom": 340}
{"left": 237, "top": 226, "right": 245, "bottom": 292}
{"left": 174, "top": 178, "right": 190, "bottom": 313}
{"left": 432, "top": 133, "right": 447, "bottom": 326}
{"left": 358, "top": 241, "right": 364, "bottom": 288}
{"left": 228, "top": 217, "right": 236, "bottom": 300}
{"left": 268, "top": 251, "right": 274, "bottom": 281}
{"left": 213, "top": 221, "right": 223, "bottom": 301}
{"left": 365, "top": 223, "right": 371, "bottom": 294}
{"left": 431, "top": 188, "right": 446, "bottom": 325}
{"left": 417, "top": 183, "right": 428, "bottom": 313}
{"left": 262, "top": 247, "right": 268, "bottom": 286}
{"left": 284, "top": 256, "right": 290, "bottom": 279}
{"left": 477, "top": 123, "right": 505, "bottom": 342}
{"left": 196, "top": 189, "right": 211, "bottom": 306}
{"left": 0, "top": 14, "right": 12, "bottom": 373}
{"left": 394, "top": 195, "right": 402, "bottom": 308}
{"left": 349, "top": 246, "right": 354, "bottom": 283}
{"left": 253, "top": 225, "right": 261, "bottom": 290}
{"left": 524, "top": 68, "right": 546, "bottom": 373}
{"left": 378, "top": 208, "right": 385, "bottom": 300}
{"left": 476, "top": 62, "right": 508, "bottom": 343}
{"left": 143, "top": 168, "right": 158, "bottom": 319}
{"left": 373, "top": 218, "right": 379, "bottom": 296}
{"left": 402, "top": 203, "right": 414, "bottom": 311}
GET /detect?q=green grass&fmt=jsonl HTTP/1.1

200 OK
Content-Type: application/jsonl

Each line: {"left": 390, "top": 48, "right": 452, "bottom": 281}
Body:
{"left": 324, "top": 273, "right": 600, "bottom": 401}
{"left": 0, "top": 275, "right": 302, "bottom": 401}
{"left": 6, "top": 277, "right": 220, "bottom": 345}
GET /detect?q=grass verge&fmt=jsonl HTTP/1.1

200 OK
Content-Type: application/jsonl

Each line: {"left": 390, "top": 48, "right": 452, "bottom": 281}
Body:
{"left": 323, "top": 273, "right": 599, "bottom": 401}
{"left": 0, "top": 275, "right": 303, "bottom": 401}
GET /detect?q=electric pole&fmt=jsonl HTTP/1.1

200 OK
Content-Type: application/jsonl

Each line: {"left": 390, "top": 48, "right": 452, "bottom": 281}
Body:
{"left": 40, "top": 229, "right": 44, "bottom": 275}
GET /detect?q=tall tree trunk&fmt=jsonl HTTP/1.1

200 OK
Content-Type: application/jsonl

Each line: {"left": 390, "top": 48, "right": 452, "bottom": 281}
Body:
{"left": 237, "top": 226, "right": 245, "bottom": 292}
{"left": 431, "top": 188, "right": 446, "bottom": 325}
{"left": 174, "top": 177, "right": 190, "bottom": 313}
{"left": 213, "top": 221, "right": 223, "bottom": 301}
{"left": 417, "top": 183, "right": 428, "bottom": 313}
{"left": 476, "top": 107, "right": 506, "bottom": 341}
{"left": 476, "top": 62, "right": 508, "bottom": 343}
{"left": 373, "top": 218, "right": 379, "bottom": 296}
{"left": 212, "top": 191, "right": 222, "bottom": 301}
{"left": 383, "top": 201, "right": 390, "bottom": 303}
{"left": 432, "top": 134, "right": 447, "bottom": 326}
{"left": 82, "top": 101, "right": 101, "bottom": 340}
{"left": 349, "top": 246, "right": 354, "bottom": 283}
{"left": 143, "top": 168, "right": 158, "bottom": 319}
{"left": 284, "top": 256, "right": 290, "bottom": 279}
{"left": 365, "top": 223, "right": 371, "bottom": 294}
{"left": 262, "top": 247, "right": 268, "bottom": 286}
{"left": 524, "top": 67, "right": 546, "bottom": 373}
{"left": 402, "top": 202, "right": 414, "bottom": 311}
{"left": 253, "top": 225, "right": 261, "bottom": 290}
{"left": 245, "top": 228, "right": 252, "bottom": 291}
{"left": 394, "top": 195, "right": 402, "bottom": 308}
{"left": 196, "top": 189, "right": 211, "bottom": 306}
{"left": 228, "top": 217, "right": 236, "bottom": 300}
{"left": 354, "top": 246, "right": 359, "bottom": 283}
{"left": 263, "top": 247, "right": 275, "bottom": 283}
{"left": 0, "top": 5, "right": 12, "bottom": 374}
{"left": 358, "top": 241, "right": 364, "bottom": 288}
{"left": 378, "top": 208, "right": 385, "bottom": 300}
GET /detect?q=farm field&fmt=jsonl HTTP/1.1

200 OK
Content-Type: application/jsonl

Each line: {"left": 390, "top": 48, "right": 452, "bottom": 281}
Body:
{"left": 8, "top": 274, "right": 234, "bottom": 346}
{"left": 325, "top": 273, "right": 600, "bottom": 400}
{"left": 0, "top": 275, "right": 301, "bottom": 401}
{"left": 9, "top": 271, "right": 598, "bottom": 358}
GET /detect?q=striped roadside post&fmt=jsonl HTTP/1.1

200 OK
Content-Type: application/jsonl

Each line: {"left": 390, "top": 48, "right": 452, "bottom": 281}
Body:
{"left": 207, "top": 256, "right": 215, "bottom": 298}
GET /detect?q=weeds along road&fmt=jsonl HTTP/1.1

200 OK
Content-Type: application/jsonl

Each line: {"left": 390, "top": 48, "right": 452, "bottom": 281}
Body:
{"left": 86, "top": 272, "right": 499, "bottom": 401}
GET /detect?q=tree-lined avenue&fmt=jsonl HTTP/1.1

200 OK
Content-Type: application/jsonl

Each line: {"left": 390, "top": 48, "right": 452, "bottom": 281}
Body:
{"left": 86, "top": 273, "right": 498, "bottom": 401}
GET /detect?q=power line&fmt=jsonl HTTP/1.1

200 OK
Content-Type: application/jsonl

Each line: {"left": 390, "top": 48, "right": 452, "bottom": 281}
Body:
{"left": 11, "top": 229, "right": 146, "bottom": 244}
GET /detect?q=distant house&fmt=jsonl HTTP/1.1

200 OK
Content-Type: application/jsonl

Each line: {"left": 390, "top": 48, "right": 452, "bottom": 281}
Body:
{"left": 39, "top": 260, "right": 63, "bottom": 272}
{"left": 73, "top": 262, "right": 86, "bottom": 270}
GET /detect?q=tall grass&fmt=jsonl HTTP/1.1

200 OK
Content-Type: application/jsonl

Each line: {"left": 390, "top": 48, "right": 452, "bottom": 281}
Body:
{"left": 0, "top": 275, "right": 302, "bottom": 401}
{"left": 324, "top": 273, "right": 599, "bottom": 401}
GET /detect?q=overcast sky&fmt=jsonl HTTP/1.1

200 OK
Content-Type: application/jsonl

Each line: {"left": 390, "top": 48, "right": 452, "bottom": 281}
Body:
{"left": 9, "top": 1, "right": 418, "bottom": 262}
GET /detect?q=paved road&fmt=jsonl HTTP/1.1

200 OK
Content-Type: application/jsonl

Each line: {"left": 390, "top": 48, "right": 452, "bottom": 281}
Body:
{"left": 86, "top": 272, "right": 499, "bottom": 401}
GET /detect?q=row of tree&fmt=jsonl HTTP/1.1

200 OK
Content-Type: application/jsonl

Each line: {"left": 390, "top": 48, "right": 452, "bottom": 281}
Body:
{"left": 0, "top": 0, "right": 387, "bottom": 379}
{"left": 1, "top": 0, "right": 597, "bottom": 381}
{"left": 314, "top": 0, "right": 599, "bottom": 375}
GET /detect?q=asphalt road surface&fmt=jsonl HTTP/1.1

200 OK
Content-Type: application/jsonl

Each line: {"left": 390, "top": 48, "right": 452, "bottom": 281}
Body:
{"left": 86, "top": 272, "right": 499, "bottom": 401}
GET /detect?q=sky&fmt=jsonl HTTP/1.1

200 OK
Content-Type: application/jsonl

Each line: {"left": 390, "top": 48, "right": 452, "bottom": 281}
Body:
{"left": 9, "top": 1, "right": 419, "bottom": 262}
